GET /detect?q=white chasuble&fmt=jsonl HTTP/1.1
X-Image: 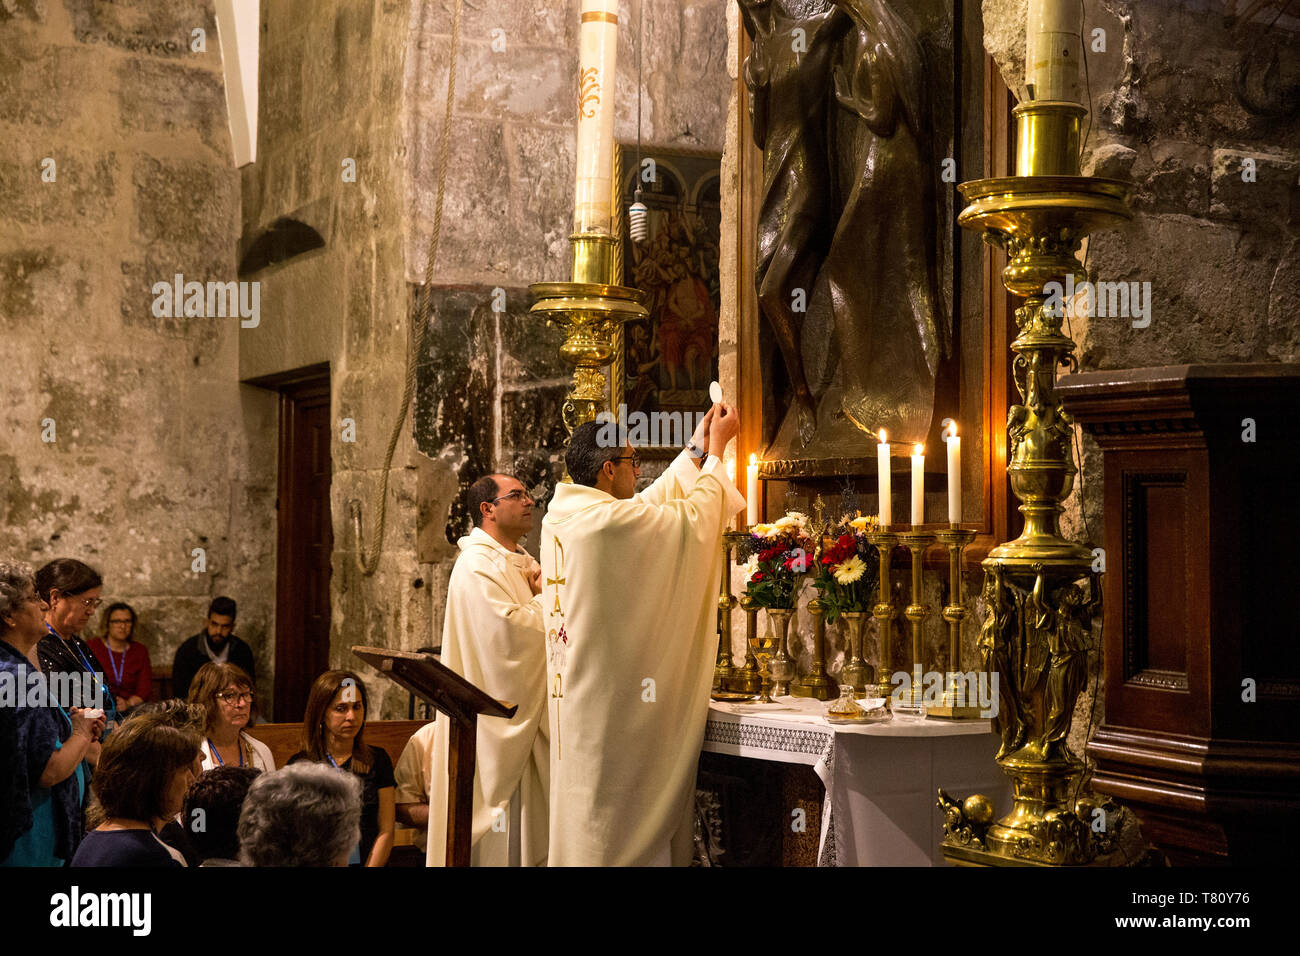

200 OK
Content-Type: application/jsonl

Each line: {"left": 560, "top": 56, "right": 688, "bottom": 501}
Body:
{"left": 541, "top": 451, "right": 746, "bottom": 866}
{"left": 428, "top": 527, "right": 549, "bottom": 867}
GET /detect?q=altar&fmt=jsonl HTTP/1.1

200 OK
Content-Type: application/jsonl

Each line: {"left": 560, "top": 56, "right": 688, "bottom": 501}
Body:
{"left": 702, "top": 699, "right": 1011, "bottom": 866}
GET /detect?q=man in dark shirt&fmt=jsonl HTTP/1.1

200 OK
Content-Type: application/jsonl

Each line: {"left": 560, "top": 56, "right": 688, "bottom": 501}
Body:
{"left": 172, "top": 597, "right": 256, "bottom": 700}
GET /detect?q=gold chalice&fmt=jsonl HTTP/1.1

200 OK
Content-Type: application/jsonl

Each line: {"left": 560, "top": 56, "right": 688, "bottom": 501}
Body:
{"left": 748, "top": 633, "right": 780, "bottom": 704}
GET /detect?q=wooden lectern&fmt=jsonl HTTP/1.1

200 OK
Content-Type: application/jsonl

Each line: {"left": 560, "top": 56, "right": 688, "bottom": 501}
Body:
{"left": 352, "top": 645, "right": 516, "bottom": 867}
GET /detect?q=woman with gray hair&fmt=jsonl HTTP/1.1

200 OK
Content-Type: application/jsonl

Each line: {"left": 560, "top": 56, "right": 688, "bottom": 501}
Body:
{"left": 237, "top": 762, "right": 362, "bottom": 867}
{"left": 0, "top": 561, "right": 105, "bottom": 866}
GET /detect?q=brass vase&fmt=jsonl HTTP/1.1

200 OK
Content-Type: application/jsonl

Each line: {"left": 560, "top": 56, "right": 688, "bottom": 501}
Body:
{"left": 838, "top": 612, "right": 871, "bottom": 695}
{"left": 767, "top": 607, "right": 795, "bottom": 698}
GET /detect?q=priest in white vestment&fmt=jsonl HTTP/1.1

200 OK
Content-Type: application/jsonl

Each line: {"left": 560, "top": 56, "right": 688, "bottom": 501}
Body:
{"left": 427, "top": 473, "right": 549, "bottom": 867}
{"left": 542, "top": 406, "right": 745, "bottom": 865}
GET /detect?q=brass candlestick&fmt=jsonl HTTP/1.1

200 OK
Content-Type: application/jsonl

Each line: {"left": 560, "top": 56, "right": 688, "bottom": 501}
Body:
{"left": 714, "top": 531, "right": 748, "bottom": 691}
{"left": 938, "top": 98, "right": 1131, "bottom": 866}
{"left": 866, "top": 531, "right": 899, "bottom": 703}
{"left": 926, "top": 527, "right": 981, "bottom": 719}
{"left": 792, "top": 597, "right": 836, "bottom": 699}
{"left": 894, "top": 531, "right": 934, "bottom": 715}
{"left": 737, "top": 595, "right": 760, "bottom": 694}
{"left": 530, "top": 234, "right": 648, "bottom": 437}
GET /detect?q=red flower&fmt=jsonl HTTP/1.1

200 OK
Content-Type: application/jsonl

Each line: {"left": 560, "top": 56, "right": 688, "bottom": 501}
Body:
{"left": 758, "top": 546, "right": 783, "bottom": 562}
{"left": 751, "top": 571, "right": 766, "bottom": 583}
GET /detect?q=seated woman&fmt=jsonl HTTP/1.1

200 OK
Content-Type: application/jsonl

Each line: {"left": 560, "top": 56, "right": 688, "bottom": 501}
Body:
{"left": 188, "top": 662, "right": 275, "bottom": 771}
{"left": 184, "top": 765, "right": 261, "bottom": 866}
{"left": 0, "top": 561, "right": 104, "bottom": 867}
{"left": 87, "top": 602, "right": 152, "bottom": 715}
{"left": 70, "top": 707, "right": 203, "bottom": 867}
{"left": 287, "top": 670, "right": 394, "bottom": 867}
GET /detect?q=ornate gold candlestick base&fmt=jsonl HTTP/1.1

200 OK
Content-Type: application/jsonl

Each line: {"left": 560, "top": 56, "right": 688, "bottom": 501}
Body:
{"left": 940, "top": 100, "right": 1131, "bottom": 866}
{"left": 529, "top": 234, "right": 648, "bottom": 438}
{"left": 735, "top": 598, "right": 760, "bottom": 694}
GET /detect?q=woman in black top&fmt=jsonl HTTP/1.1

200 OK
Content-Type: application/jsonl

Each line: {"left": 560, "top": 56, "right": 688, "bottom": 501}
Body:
{"left": 34, "top": 559, "right": 119, "bottom": 731}
{"left": 287, "top": 670, "right": 394, "bottom": 867}
{"left": 71, "top": 706, "right": 203, "bottom": 867}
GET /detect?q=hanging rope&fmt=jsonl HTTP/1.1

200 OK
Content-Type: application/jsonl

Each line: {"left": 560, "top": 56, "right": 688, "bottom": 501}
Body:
{"left": 354, "top": 0, "right": 463, "bottom": 575}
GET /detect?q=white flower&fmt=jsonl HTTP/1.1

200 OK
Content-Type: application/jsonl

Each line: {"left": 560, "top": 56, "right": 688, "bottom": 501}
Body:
{"left": 833, "top": 555, "right": 866, "bottom": 585}
{"left": 774, "top": 512, "right": 809, "bottom": 531}
{"left": 742, "top": 557, "right": 758, "bottom": 580}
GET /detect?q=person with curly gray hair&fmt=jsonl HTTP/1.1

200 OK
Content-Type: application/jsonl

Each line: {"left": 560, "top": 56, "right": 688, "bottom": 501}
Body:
{"left": 1, "top": 561, "right": 105, "bottom": 866}
{"left": 237, "top": 762, "right": 362, "bottom": 867}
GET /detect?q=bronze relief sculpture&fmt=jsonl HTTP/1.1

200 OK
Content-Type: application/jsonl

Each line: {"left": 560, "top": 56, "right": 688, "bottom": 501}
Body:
{"left": 740, "top": 0, "right": 947, "bottom": 453}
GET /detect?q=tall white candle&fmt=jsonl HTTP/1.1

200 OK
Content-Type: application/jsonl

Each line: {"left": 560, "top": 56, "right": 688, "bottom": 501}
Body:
{"left": 945, "top": 422, "right": 961, "bottom": 525}
{"left": 911, "top": 444, "right": 924, "bottom": 527}
{"left": 1025, "top": 0, "right": 1083, "bottom": 103}
{"left": 573, "top": 0, "right": 620, "bottom": 234}
{"left": 877, "top": 430, "right": 891, "bottom": 528}
{"left": 747, "top": 454, "right": 760, "bottom": 528}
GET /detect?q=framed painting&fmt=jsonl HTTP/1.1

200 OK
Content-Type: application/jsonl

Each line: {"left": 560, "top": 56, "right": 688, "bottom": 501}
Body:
{"left": 614, "top": 144, "right": 722, "bottom": 458}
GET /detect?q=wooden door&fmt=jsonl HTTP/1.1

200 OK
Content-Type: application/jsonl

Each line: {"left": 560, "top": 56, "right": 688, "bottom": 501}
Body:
{"left": 272, "top": 369, "right": 333, "bottom": 721}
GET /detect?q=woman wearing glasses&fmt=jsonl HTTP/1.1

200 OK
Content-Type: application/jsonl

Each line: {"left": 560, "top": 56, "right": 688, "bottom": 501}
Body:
{"left": 188, "top": 662, "right": 275, "bottom": 772}
{"left": 35, "top": 558, "right": 120, "bottom": 732}
{"left": 87, "top": 602, "right": 152, "bottom": 715}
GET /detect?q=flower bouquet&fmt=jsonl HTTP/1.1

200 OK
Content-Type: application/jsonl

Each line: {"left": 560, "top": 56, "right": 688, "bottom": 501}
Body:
{"left": 738, "top": 513, "right": 815, "bottom": 699}
{"left": 812, "top": 513, "right": 881, "bottom": 621}
{"left": 813, "top": 514, "right": 881, "bottom": 695}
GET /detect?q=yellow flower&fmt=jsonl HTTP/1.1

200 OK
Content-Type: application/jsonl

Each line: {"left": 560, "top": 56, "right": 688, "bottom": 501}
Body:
{"left": 751, "top": 523, "right": 775, "bottom": 537}
{"left": 849, "top": 515, "right": 876, "bottom": 533}
{"left": 833, "top": 555, "right": 866, "bottom": 585}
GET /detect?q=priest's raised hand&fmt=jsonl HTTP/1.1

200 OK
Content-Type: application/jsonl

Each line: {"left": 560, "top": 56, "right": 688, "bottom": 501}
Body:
{"left": 541, "top": 412, "right": 746, "bottom": 866}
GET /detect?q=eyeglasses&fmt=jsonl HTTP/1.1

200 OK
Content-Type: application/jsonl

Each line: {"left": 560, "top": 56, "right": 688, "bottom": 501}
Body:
{"left": 62, "top": 596, "right": 102, "bottom": 610}
{"left": 216, "top": 691, "right": 255, "bottom": 704}
{"left": 491, "top": 489, "right": 534, "bottom": 503}
{"left": 612, "top": 455, "right": 641, "bottom": 468}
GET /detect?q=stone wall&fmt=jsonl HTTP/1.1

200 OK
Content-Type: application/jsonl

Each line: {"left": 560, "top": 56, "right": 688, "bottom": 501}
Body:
{"left": 406, "top": 0, "right": 731, "bottom": 671}
{"left": 241, "top": 0, "right": 422, "bottom": 717}
{"left": 0, "top": 0, "right": 275, "bottom": 697}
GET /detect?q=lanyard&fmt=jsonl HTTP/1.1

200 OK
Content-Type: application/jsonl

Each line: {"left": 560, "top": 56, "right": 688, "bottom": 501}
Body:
{"left": 326, "top": 752, "right": 345, "bottom": 770}
{"left": 106, "top": 645, "right": 126, "bottom": 688}
{"left": 47, "top": 623, "right": 119, "bottom": 723}
{"left": 208, "top": 738, "right": 244, "bottom": 768}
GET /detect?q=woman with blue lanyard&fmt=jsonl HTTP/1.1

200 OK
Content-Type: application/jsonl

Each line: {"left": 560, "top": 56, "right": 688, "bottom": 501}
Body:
{"left": 188, "top": 661, "right": 275, "bottom": 771}
{"left": 0, "top": 561, "right": 105, "bottom": 866}
{"left": 34, "top": 558, "right": 120, "bottom": 734}
{"left": 287, "top": 670, "right": 395, "bottom": 867}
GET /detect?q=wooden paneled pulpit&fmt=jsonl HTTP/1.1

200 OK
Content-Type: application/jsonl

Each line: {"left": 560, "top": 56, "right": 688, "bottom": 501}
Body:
{"left": 1058, "top": 364, "right": 1300, "bottom": 865}
{"left": 352, "top": 645, "right": 516, "bottom": 867}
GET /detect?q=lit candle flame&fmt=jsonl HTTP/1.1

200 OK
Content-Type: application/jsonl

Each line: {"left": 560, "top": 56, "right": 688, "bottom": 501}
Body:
{"left": 878, "top": 429, "right": 887, "bottom": 444}
{"left": 914, "top": 444, "right": 924, "bottom": 456}
{"left": 942, "top": 419, "right": 958, "bottom": 442}
{"left": 749, "top": 453, "right": 757, "bottom": 466}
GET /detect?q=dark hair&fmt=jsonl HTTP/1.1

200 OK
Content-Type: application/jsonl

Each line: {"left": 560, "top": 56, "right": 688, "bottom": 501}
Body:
{"left": 300, "top": 670, "right": 372, "bottom": 774}
{"left": 566, "top": 420, "right": 623, "bottom": 487}
{"left": 184, "top": 766, "right": 261, "bottom": 862}
{"left": 34, "top": 558, "right": 102, "bottom": 602}
{"left": 466, "top": 475, "right": 501, "bottom": 527}
{"left": 91, "top": 710, "right": 203, "bottom": 823}
{"left": 208, "top": 596, "right": 237, "bottom": 619}
{"left": 187, "top": 661, "right": 257, "bottom": 735}
{"left": 100, "top": 602, "right": 137, "bottom": 641}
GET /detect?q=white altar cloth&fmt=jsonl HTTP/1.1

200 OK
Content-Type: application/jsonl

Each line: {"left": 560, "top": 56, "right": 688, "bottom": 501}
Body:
{"left": 702, "top": 697, "right": 1012, "bottom": 866}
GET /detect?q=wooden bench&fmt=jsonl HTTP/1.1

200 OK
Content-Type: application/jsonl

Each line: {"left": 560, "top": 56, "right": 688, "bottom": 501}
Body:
{"left": 245, "top": 719, "right": 433, "bottom": 855}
